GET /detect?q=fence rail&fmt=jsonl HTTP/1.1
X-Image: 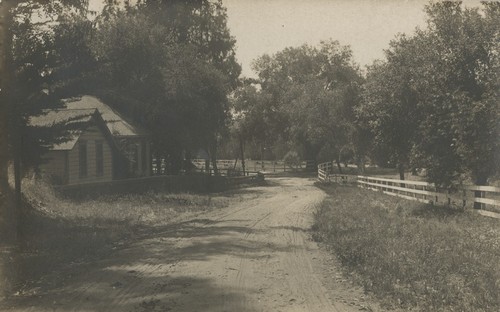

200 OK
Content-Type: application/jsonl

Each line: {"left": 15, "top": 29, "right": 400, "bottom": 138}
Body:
{"left": 192, "top": 159, "right": 307, "bottom": 173}
{"left": 318, "top": 162, "right": 357, "bottom": 184}
{"left": 317, "top": 162, "right": 500, "bottom": 210}
{"left": 193, "top": 168, "right": 262, "bottom": 177}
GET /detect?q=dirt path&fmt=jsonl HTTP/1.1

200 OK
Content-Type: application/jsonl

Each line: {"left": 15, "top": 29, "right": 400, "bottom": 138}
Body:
{"left": 1, "top": 177, "right": 374, "bottom": 311}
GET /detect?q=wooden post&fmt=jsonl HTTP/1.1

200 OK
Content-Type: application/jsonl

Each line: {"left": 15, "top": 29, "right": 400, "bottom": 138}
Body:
{"left": 473, "top": 190, "right": 482, "bottom": 209}
{"left": 481, "top": 191, "right": 485, "bottom": 210}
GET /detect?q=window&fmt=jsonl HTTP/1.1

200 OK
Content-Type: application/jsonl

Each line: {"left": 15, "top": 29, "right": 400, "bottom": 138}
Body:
{"left": 79, "top": 140, "right": 87, "bottom": 178}
{"left": 95, "top": 140, "right": 104, "bottom": 176}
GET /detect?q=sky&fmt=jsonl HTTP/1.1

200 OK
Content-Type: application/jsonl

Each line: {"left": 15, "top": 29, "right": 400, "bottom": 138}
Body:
{"left": 89, "top": 0, "right": 484, "bottom": 78}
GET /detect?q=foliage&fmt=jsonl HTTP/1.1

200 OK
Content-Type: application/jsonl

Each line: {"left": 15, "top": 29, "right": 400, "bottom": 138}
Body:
{"left": 229, "top": 82, "right": 281, "bottom": 160}
{"left": 360, "top": 2, "right": 500, "bottom": 186}
{"left": 0, "top": 0, "right": 94, "bottom": 221}
{"left": 250, "top": 40, "right": 363, "bottom": 165}
{"left": 92, "top": 1, "right": 240, "bottom": 173}
{"left": 313, "top": 185, "right": 500, "bottom": 311}
{"left": 283, "top": 151, "right": 301, "bottom": 169}
{"left": 359, "top": 48, "right": 420, "bottom": 179}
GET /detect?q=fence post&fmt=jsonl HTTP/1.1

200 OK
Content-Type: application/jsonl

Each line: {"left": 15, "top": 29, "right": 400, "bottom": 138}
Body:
{"left": 473, "top": 189, "right": 483, "bottom": 209}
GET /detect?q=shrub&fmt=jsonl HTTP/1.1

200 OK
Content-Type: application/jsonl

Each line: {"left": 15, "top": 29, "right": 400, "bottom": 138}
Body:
{"left": 283, "top": 151, "right": 301, "bottom": 169}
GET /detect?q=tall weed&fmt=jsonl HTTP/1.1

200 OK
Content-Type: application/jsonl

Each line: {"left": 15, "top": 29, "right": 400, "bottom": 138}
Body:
{"left": 313, "top": 185, "right": 500, "bottom": 311}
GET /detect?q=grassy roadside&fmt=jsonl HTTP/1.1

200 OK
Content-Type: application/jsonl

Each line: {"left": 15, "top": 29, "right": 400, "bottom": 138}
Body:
{"left": 312, "top": 184, "right": 500, "bottom": 311}
{"left": 1, "top": 179, "right": 237, "bottom": 296}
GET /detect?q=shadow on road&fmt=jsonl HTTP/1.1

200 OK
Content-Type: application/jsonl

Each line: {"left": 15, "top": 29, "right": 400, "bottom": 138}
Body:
{"left": 0, "top": 203, "right": 299, "bottom": 311}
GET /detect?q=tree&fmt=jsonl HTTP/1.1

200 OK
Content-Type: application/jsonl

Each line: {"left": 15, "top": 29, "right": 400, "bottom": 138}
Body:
{"left": 0, "top": 0, "right": 88, "bottom": 239}
{"left": 252, "top": 40, "right": 362, "bottom": 170}
{"left": 230, "top": 82, "right": 276, "bottom": 172}
{"left": 359, "top": 39, "right": 421, "bottom": 181}
{"left": 91, "top": 1, "right": 240, "bottom": 174}
{"left": 360, "top": 1, "right": 499, "bottom": 188}
{"left": 138, "top": 0, "right": 241, "bottom": 88}
{"left": 412, "top": 2, "right": 500, "bottom": 187}
{"left": 395, "top": 2, "right": 500, "bottom": 187}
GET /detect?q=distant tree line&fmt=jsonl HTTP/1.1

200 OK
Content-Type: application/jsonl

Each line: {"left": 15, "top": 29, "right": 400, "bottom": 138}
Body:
{"left": 229, "top": 1, "right": 499, "bottom": 188}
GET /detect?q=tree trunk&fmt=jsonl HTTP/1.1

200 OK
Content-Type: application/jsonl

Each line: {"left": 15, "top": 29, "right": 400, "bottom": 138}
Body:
{"left": 209, "top": 144, "right": 218, "bottom": 176}
{"left": 170, "top": 151, "right": 183, "bottom": 175}
{"left": 260, "top": 144, "right": 264, "bottom": 171}
{"left": 398, "top": 163, "right": 405, "bottom": 187}
{"left": 336, "top": 158, "right": 343, "bottom": 174}
{"left": 473, "top": 175, "right": 488, "bottom": 209}
{"left": 0, "top": 0, "right": 16, "bottom": 242}
{"left": 239, "top": 135, "right": 245, "bottom": 175}
{"left": 398, "top": 163, "right": 405, "bottom": 180}
{"left": 155, "top": 156, "right": 162, "bottom": 175}
{"left": 232, "top": 157, "right": 238, "bottom": 170}
{"left": 13, "top": 143, "right": 21, "bottom": 213}
{"left": 356, "top": 156, "right": 365, "bottom": 174}
{"left": 0, "top": 0, "right": 14, "bottom": 192}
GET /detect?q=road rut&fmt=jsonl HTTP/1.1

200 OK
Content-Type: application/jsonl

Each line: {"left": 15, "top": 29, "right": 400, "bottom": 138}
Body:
{"left": 2, "top": 177, "right": 372, "bottom": 311}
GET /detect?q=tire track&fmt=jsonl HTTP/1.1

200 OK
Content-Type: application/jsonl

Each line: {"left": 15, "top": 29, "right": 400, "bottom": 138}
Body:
{"left": 2, "top": 177, "right": 373, "bottom": 312}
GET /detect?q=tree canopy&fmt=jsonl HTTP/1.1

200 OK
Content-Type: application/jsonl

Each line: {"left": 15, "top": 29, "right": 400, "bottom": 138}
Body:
{"left": 247, "top": 40, "right": 363, "bottom": 169}
{"left": 90, "top": 0, "right": 240, "bottom": 173}
{"left": 359, "top": 1, "right": 500, "bottom": 186}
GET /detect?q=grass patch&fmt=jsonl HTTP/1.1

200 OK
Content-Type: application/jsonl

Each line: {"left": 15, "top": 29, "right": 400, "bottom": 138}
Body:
{"left": 313, "top": 184, "right": 500, "bottom": 311}
{"left": 2, "top": 179, "right": 235, "bottom": 294}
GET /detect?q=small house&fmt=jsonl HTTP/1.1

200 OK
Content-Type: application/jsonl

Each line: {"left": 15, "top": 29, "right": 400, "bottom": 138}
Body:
{"left": 30, "top": 109, "right": 115, "bottom": 185}
{"left": 63, "top": 96, "right": 151, "bottom": 179}
{"left": 30, "top": 96, "right": 151, "bottom": 185}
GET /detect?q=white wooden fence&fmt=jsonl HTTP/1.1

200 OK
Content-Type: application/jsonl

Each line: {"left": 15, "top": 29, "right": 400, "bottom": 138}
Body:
{"left": 318, "top": 162, "right": 357, "bottom": 184}
{"left": 357, "top": 176, "right": 439, "bottom": 204}
{"left": 318, "top": 162, "right": 500, "bottom": 210}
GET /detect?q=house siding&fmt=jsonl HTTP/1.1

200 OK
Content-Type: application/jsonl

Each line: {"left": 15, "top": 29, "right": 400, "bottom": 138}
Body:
{"left": 40, "top": 151, "right": 68, "bottom": 184}
{"left": 68, "top": 125, "right": 113, "bottom": 185}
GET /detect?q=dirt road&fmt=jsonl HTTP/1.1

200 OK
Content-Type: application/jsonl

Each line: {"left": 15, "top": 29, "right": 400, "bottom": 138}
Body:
{"left": 2, "top": 177, "right": 373, "bottom": 311}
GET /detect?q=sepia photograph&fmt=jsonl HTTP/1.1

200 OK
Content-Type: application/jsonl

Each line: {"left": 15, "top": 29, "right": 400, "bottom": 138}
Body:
{"left": 0, "top": 0, "right": 499, "bottom": 311}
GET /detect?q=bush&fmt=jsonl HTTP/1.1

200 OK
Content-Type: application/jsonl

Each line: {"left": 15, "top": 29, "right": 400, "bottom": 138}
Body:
{"left": 283, "top": 151, "right": 301, "bottom": 169}
{"left": 313, "top": 185, "right": 500, "bottom": 311}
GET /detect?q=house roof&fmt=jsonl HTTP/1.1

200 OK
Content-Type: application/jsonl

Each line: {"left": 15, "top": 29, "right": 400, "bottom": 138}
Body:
{"left": 63, "top": 95, "right": 148, "bottom": 137}
{"left": 29, "top": 108, "right": 97, "bottom": 151}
